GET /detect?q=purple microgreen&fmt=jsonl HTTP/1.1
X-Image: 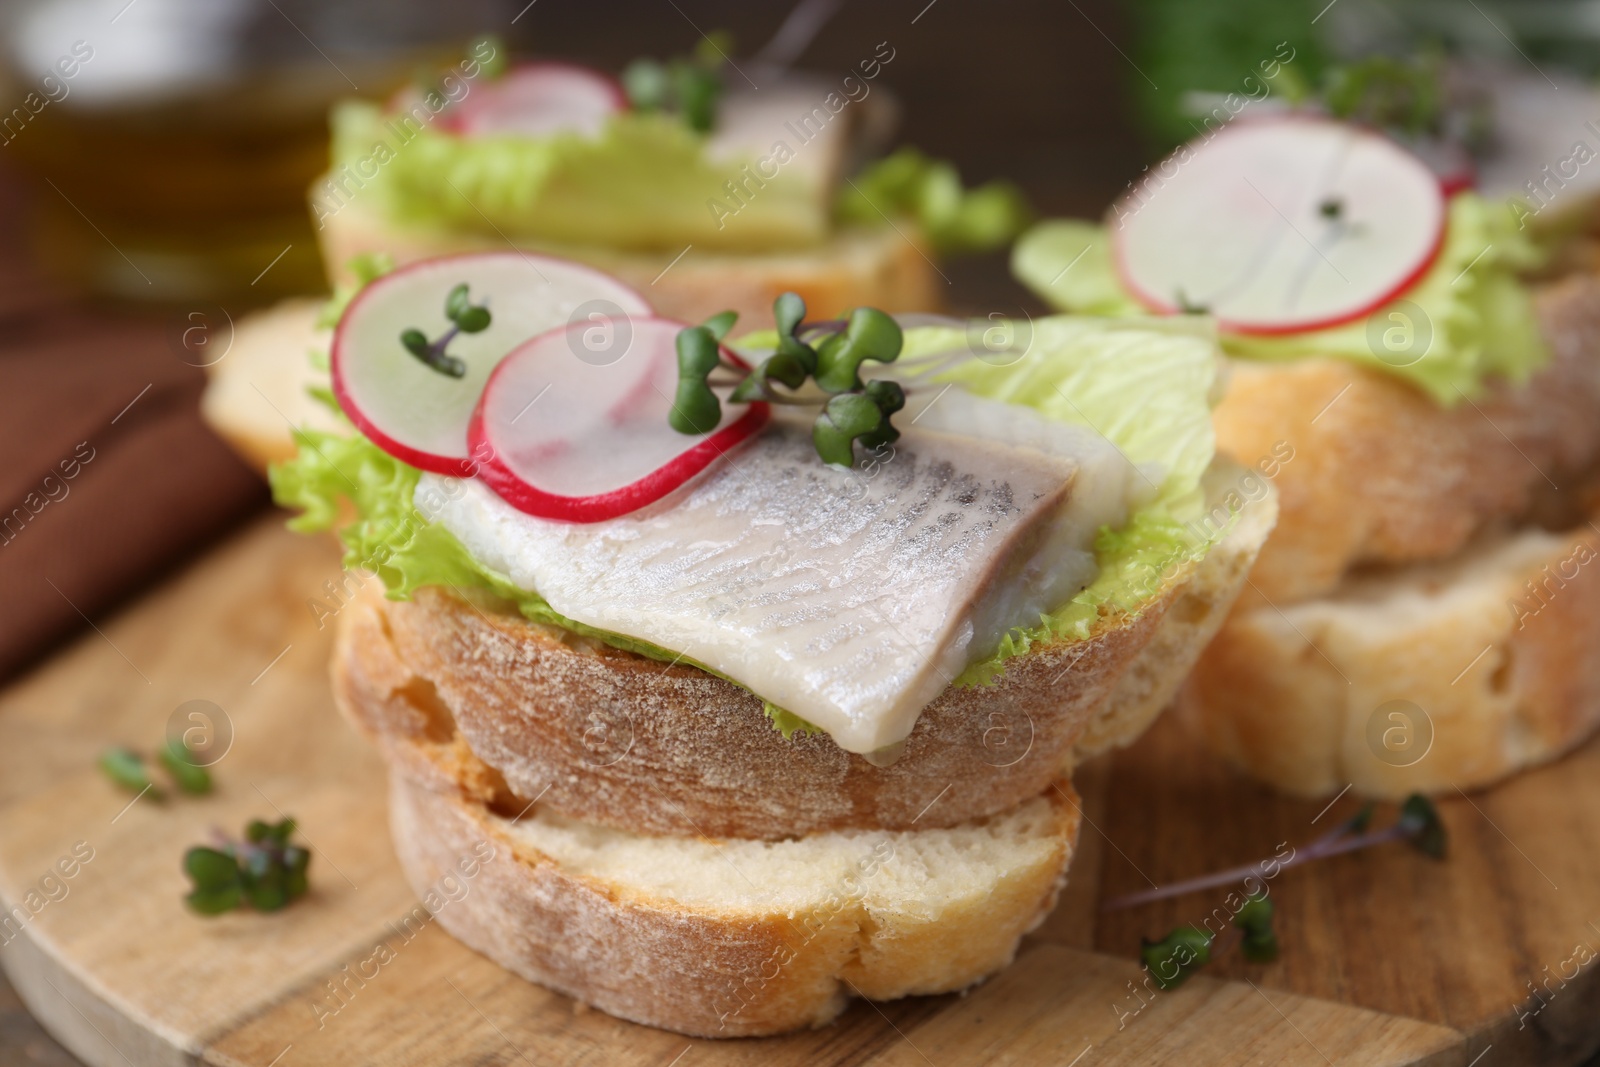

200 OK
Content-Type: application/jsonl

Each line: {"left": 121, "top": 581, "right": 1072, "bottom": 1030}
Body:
{"left": 1103, "top": 794, "right": 1445, "bottom": 913}
{"left": 184, "top": 817, "right": 311, "bottom": 916}
{"left": 400, "top": 283, "right": 491, "bottom": 379}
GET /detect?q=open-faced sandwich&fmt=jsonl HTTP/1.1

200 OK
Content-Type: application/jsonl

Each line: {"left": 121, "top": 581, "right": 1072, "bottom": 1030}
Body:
{"left": 203, "top": 30, "right": 1027, "bottom": 473}
{"left": 1013, "top": 85, "right": 1600, "bottom": 799}
{"left": 270, "top": 250, "right": 1275, "bottom": 1036}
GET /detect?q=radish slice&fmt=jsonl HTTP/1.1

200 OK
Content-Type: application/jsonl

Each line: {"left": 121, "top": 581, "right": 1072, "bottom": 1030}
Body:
{"left": 1112, "top": 116, "right": 1447, "bottom": 335}
{"left": 332, "top": 252, "right": 652, "bottom": 476}
{"left": 469, "top": 318, "right": 770, "bottom": 523}
{"left": 442, "top": 62, "right": 625, "bottom": 139}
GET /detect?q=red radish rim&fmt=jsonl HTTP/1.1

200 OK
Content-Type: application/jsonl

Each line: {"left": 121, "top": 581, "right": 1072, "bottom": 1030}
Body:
{"left": 1109, "top": 114, "right": 1450, "bottom": 337}
{"left": 434, "top": 61, "right": 628, "bottom": 136}
{"left": 1438, "top": 165, "right": 1476, "bottom": 198}
{"left": 330, "top": 250, "right": 652, "bottom": 477}
{"left": 467, "top": 318, "right": 771, "bottom": 523}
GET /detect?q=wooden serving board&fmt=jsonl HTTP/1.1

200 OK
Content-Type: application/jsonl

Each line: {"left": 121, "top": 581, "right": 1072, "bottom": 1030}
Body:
{"left": 0, "top": 515, "right": 1595, "bottom": 1066}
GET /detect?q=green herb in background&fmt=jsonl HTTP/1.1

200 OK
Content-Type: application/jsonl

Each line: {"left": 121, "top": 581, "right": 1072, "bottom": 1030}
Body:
{"left": 99, "top": 739, "right": 213, "bottom": 799}
{"left": 99, "top": 747, "right": 163, "bottom": 800}
{"left": 1128, "top": 0, "right": 1330, "bottom": 148}
{"left": 157, "top": 738, "right": 213, "bottom": 796}
{"left": 838, "top": 147, "right": 1032, "bottom": 256}
{"left": 624, "top": 32, "right": 731, "bottom": 133}
{"left": 184, "top": 817, "right": 311, "bottom": 915}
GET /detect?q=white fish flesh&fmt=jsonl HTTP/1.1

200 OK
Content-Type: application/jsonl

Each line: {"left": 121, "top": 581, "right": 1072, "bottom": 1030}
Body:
{"left": 417, "top": 389, "right": 1149, "bottom": 754}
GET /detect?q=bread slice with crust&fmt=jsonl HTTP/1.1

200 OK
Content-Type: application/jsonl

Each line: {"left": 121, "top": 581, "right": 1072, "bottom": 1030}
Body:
{"left": 318, "top": 194, "right": 942, "bottom": 329}
{"left": 1214, "top": 274, "right": 1600, "bottom": 606}
{"left": 199, "top": 298, "right": 337, "bottom": 472}
{"left": 1179, "top": 509, "right": 1600, "bottom": 799}
{"left": 385, "top": 764, "right": 1079, "bottom": 1039}
{"left": 337, "top": 612, "right": 1083, "bottom": 1039}
{"left": 329, "top": 462, "right": 1276, "bottom": 841}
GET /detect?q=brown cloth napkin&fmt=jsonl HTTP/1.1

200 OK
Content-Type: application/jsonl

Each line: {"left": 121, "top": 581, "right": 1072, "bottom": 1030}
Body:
{"left": 0, "top": 175, "right": 268, "bottom": 683}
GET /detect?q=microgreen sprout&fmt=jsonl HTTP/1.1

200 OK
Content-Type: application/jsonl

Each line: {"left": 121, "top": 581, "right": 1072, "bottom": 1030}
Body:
{"left": 99, "top": 747, "right": 162, "bottom": 800}
{"left": 99, "top": 739, "right": 213, "bottom": 799}
{"left": 184, "top": 817, "right": 311, "bottom": 916}
{"left": 1111, "top": 795, "right": 1444, "bottom": 988}
{"left": 669, "top": 292, "right": 906, "bottom": 468}
{"left": 1323, "top": 54, "right": 1443, "bottom": 137}
{"left": 1139, "top": 893, "right": 1277, "bottom": 991}
{"left": 400, "top": 283, "right": 491, "bottom": 379}
{"left": 1174, "top": 289, "right": 1210, "bottom": 315}
{"left": 624, "top": 31, "right": 731, "bottom": 133}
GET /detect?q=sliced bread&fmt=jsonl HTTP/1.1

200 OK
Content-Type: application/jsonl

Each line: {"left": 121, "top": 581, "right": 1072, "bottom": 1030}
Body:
{"left": 341, "top": 636, "right": 1083, "bottom": 1039}
{"left": 1214, "top": 274, "right": 1600, "bottom": 606}
{"left": 385, "top": 767, "right": 1078, "bottom": 1039}
{"left": 199, "top": 298, "right": 337, "bottom": 472}
{"left": 1179, "top": 510, "right": 1600, "bottom": 798}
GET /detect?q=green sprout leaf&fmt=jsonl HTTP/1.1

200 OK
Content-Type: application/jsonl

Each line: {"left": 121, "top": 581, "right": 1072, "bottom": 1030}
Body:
{"left": 99, "top": 747, "right": 162, "bottom": 800}
{"left": 243, "top": 846, "right": 289, "bottom": 912}
{"left": 1233, "top": 894, "right": 1278, "bottom": 963}
{"left": 813, "top": 307, "right": 903, "bottom": 394}
{"left": 729, "top": 350, "right": 809, "bottom": 403}
{"left": 772, "top": 292, "right": 819, "bottom": 374}
{"left": 668, "top": 325, "right": 724, "bottom": 435}
{"left": 813, "top": 393, "right": 888, "bottom": 467}
{"left": 1140, "top": 926, "right": 1212, "bottom": 991}
{"left": 857, "top": 379, "right": 906, "bottom": 452}
{"left": 701, "top": 309, "right": 738, "bottom": 341}
{"left": 624, "top": 33, "right": 729, "bottom": 132}
{"left": 1399, "top": 794, "right": 1447, "bottom": 859}
{"left": 185, "top": 847, "right": 238, "bottom": 889}
{"left": 283, "top": 846, "right": 311, "bottom": 898}
{"left": 186, "top": 884, "right": 244, "bottom": 915}
{"left": 444, "top": 283, "right": 471, "bottom": 320}
{"left": 157, "top": 738, "right": 212, "bottom": 795}
{"left": 184, "top": 818, "right": 310, "bottom": 917}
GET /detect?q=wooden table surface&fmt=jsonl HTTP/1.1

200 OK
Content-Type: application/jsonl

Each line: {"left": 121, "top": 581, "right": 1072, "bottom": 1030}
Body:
{"left": 19, "top": 1, "right": 1583, "bottom": 1063}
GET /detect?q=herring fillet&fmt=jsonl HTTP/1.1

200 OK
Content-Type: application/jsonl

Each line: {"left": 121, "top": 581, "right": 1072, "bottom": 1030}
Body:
{"left": 419, "top": 422, "right": 1078, "bottom": 754}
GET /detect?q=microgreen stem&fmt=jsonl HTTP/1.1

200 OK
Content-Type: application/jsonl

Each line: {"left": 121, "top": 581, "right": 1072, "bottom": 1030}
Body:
{"left": 1103, "top": 815, "right": 1419, "bottom": 912}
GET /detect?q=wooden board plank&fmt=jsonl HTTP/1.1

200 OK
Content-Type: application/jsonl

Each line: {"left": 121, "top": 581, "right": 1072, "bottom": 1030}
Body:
{"left": 1095, "top": 711, "right": 1600, "bottom": 1065}
{"left": 0, "top": 514, "right": 1588, "bottom": 1065}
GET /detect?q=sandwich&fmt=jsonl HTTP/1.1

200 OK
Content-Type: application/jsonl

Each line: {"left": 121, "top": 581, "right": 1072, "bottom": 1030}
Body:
{"left": 1012, "top": 97, "right": 1600, "bottom": 799}
{"left": 203, "top": 31, "right": 1028, "bottom": 474}
{"left": 271, "top": 249, "right": 1274, "bottom": 1035}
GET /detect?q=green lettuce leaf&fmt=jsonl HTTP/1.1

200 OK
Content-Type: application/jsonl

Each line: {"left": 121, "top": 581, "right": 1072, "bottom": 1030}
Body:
{"left": 837, "top": 147, "right": 1032, "bottom": 255}
{"left": 326, "top": 100, "right": 829, "bottom": 252}
{"left": 1012, "top": 193, "right": 1548, "bottom": 404}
